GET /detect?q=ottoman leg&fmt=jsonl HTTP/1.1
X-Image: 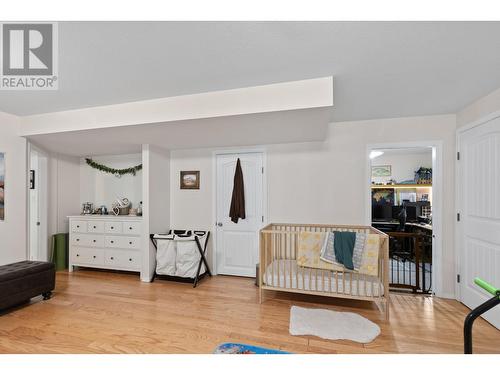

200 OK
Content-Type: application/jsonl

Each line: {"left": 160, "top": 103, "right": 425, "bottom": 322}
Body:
{"left": 42, "top": 291, "right": 52, "bottom": 300}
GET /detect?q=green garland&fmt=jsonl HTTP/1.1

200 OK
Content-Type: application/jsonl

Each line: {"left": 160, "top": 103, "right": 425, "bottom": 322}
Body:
{"left": 85, "top": 158, "right": 142, "bottom": 177}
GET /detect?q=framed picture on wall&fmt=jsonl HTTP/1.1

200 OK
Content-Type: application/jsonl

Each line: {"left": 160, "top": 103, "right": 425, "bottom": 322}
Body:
{"left": 180, "top": 171, "right": 200, "bottom": 189}
{"left": 0, "top": 153, "right": 5, "bottom": 221}
{"left": 371, "top": 188, "right": 395, "bottom": 205}
{"left": 371, "top": 165, "right": 392, "bottom": 178}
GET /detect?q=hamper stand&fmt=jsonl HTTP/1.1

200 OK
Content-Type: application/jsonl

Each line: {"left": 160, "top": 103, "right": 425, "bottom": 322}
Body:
{"left": 150, "top": 230, "right": 212, "bottom": 287}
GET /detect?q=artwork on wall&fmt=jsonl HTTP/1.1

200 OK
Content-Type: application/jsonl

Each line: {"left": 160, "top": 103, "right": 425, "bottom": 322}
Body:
{"left": 371, "top": 165, "right": 392, "bottom": 178}
{"left": 180, "top": 171, "right": 200, "bottom": 189}
{"left": 0, "top": 153, "right": 5, "bottom": 220}
{"left": 371, "top": 188, "right": 395, "bottom": 205}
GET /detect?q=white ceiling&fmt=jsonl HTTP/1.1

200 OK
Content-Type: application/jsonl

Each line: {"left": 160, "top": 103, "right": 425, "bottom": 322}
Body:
{"left": 2, "top": 22, "right": 500, "bottom": 121}
{"left": 27, "top": 108, "right": 330, "bottom": 156}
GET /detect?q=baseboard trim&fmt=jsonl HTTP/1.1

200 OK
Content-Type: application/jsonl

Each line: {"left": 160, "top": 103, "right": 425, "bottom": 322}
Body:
{"left": 435, "top": 292, "right": 456, "bottom": 300}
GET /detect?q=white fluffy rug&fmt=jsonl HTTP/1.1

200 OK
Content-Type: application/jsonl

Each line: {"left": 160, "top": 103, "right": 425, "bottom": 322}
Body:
{"left": 289, "top": 306, "right": 381, "bottom": 343}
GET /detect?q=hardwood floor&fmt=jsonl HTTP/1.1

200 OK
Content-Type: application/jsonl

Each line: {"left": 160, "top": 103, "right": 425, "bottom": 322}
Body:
{"left": 0, "top": 269, "right": 499, "bottom": 354}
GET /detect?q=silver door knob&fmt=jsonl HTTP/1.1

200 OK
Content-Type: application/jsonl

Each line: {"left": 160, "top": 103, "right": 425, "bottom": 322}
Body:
{"left": 217, "top": 222, "right": 223, "bottom": 227}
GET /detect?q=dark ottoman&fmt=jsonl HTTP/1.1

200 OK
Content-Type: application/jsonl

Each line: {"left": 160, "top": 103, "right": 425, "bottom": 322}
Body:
{"left": 0, "top": 261, "right": 55, "bottom": 311}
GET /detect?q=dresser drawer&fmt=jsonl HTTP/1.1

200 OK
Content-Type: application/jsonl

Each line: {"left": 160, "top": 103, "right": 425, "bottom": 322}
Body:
{"left": 104, "top": 235, "right": 121, "bottom": 248}
{"left": 123, "top": 222, "right": 141, "bottom": 235}
{"left": 122, "top": 236, "right": 140, "bottom": 250}
{"left": 104, "top": 249, "right": 141, "bottom": 271}
{"left": 105, "top": 222, "right": 122, "bottom": 234}
{"left": 87, "top": 221, "right": 105, "bottom": 233}
{"left": 104, "top": 235, "right": 140, "bottom": 249}
{"left": 71, "top": 234, "right": 104, "bottom": 247}
{"left": 71, "top": 220, "right": 87, "bottom": 233}
{"left": 87, "top": 235, "right": 105, "bottom": 248}
{"left": 71, "top": 233, "right": 89, "bottom": 247}
{"left": 71, "top": 248, "right": 104, "bottom": 265}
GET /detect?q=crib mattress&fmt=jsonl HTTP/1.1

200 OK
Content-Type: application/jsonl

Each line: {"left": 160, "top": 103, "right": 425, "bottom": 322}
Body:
{"left": 262, "top": 259, "right": 383, "bottom": 297}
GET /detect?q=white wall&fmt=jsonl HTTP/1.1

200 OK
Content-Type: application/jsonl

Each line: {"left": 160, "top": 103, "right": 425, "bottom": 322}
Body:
{"left": 371, "top": 150, "right": 432, "bottom": 184}
{"left": 170, "top": 114, "right": 457, "bottom": 296}
{"left": 47, "top": 153, "right": 81, "bottom": 236}
{"left": 0, "top": 111, "right": 27, "bottom": 265}
{"left": 80, "top": 153, "right": 143, "bottom": 211}
{"left": 457, "top": 86, "right": 500, "bottom": 128}
{"left": 142, "top": 145, "right": 170, "bottom": 282}
{"left": 169, "top": 148, "right": 215, "bottom": 268}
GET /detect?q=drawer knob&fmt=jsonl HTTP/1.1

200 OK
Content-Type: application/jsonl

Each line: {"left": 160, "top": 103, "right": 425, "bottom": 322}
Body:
{"left": 111, "top": 226, "right": 114, "bottom": 229}
{"left": 111, "top": 240, "right": 114, "bottom": 244}
{"left": 93, "top": 255, "right": 96, "bottom": 259}
{"left": 76, "top": 225, "right": 80, "bottom": 228}
{"left": 129, "top": 258, "right": 132, "bottom": 261}
{"left": 93, "top": 226, "right": 96, "bottom": 229}
{"left": 111, "top": 257, "right": 114, "bottom": 260}
{"left": 76, "top": 238, "right": 80, "bottom": 242}
{"left": 76, "top": 254, "right": 80, "bottom": 257}
{"left": 129, "top": 241, "right": 132, "bottom": 245}
{"left": 93, "top": 240, "right": 96, "bottom": 243}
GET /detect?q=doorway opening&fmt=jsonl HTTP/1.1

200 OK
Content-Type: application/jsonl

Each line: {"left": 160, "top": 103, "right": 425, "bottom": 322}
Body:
{"left": 368, "top": 146, "right": 437, "bottom": 295}
{"left": 29, "top": 145, "right": 48, "bottom": 262}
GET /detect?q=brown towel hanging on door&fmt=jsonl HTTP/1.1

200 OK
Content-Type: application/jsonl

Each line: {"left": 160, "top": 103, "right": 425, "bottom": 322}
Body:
{"left": 229, "top": 158, "right": 246, "bottom": 223}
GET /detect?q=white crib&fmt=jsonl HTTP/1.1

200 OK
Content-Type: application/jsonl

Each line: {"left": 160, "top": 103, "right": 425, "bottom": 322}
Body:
{"left": 259, "top": 223, "right": 390, "bottom": 320}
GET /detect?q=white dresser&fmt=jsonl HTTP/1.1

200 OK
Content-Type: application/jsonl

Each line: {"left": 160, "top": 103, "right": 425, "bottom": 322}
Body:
{"left": 68, "top": 215, "right": 143, "bottom": 273}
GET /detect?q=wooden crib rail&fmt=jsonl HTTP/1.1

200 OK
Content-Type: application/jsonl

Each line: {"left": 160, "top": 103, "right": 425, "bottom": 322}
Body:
{"left": 259, "top": 223, "right": 390, "bottom": 320}
{"left": 261, "top": 223, "right": 376, "bottom": 233}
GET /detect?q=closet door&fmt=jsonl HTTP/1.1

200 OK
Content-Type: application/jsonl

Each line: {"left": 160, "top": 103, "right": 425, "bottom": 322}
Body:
{"left": 459, "top": 116, "right": 500, "bottom": 329}
{"left": 216, "top": 152, "right": 264, "bottom": 277}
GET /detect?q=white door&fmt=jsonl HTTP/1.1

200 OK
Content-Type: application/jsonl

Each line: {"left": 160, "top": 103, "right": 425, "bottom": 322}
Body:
{"left": 459, "top": 117, "right": 500, "bottom": 329}
{"left": 29, "top": 147, "right": 48, "bottom": 261}
{"left": 216, "top": 152, "right": 264, "bottom": 277}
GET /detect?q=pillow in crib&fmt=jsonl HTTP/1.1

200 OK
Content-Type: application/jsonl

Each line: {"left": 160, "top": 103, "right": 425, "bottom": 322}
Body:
{"left": 298, "top": 231, "right": 344, "bottom": 272}
{"left": 297, "top": 231, "right": 326, "bottom": 269}
{"left": 358, "top": 234, "right": 380, "bottom": 276}
{"left": 352, "top": 232, "right": 367, "bottom": 271}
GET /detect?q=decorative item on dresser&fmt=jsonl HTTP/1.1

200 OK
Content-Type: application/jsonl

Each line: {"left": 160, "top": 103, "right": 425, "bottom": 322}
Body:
{"left": 68, "top": 216, "right": 142, "bottom": 273}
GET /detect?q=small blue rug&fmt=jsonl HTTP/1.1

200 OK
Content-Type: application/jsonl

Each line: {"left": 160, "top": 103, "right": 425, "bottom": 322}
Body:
{"left": 214, "top": 342, "right": 290, "bottom": 354}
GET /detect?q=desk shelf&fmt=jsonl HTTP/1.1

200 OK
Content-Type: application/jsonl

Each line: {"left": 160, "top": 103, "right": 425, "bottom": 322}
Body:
{"left": 371, "top": 184, "right": 432, "bottom": 189}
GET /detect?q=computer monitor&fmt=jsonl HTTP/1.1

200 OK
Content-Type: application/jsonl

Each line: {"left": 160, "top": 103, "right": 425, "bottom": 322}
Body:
{"left": 392, "top": 205, "right": 402, "bottom": 220}
{"left": 372, "top": 204, "right": 392, "bottom": 221}
{"left": 406, "top": 206, "right": 417, "bottom": 221}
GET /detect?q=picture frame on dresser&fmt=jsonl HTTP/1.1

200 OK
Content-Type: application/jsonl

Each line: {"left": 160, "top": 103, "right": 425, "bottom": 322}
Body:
{"left": 68, "top": 216, "right": 143, "bottom": 274}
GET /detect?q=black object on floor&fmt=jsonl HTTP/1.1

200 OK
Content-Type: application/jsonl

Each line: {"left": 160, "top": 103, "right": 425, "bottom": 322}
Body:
{"left": 0, "top": 261, "right": 55, "bottom": 311}
{"left": 463, "top": 278, "right": 500, "bottom": 354}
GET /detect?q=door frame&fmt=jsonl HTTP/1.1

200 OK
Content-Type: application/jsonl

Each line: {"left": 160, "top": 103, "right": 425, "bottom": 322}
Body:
{"left": 455, "top": 109, "right": 500, "bottom": 302}
{"left": 365, "top": 140, "right": 444, "bottom": 298}
{"left": 27, "top": 142, "right": 49, "bottom": 262}
{"left": 212, "top": 148, "right": 268, "bottom": 276}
